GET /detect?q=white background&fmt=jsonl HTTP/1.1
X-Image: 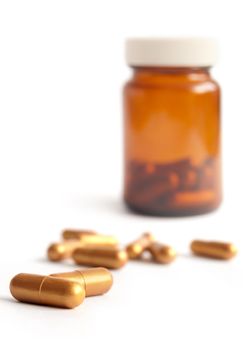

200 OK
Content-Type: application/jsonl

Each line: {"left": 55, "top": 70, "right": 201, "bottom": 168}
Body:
{"left": 0, "top": 1, "right": 242, "bottom": 349}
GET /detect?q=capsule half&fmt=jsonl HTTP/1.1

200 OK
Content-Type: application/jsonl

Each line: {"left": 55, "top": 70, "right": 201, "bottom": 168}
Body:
{"left": 51, "top": 267, "right": 113, "bottom": 297}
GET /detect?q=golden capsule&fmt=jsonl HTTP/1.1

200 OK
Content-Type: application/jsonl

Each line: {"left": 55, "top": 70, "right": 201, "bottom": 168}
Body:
{"left": 62, "top": 229, "right": 97, "bottom": 240}
{"left": 62, "top": 230, "right": 119, "bottom": 247}
{"left": 73, "top": 247, "right": 128, "bottom": 269}
{"left": 190, "top": 240, "right": 238, "bottom": 260}
{"left": 126, "top": 233, "right": 155, "bottom": 259}
{"left": 51, "top": 267, "right": 113, "bottom": 297}
{"left": 148, "top": 242, "right": 177, "bottom": 264}
{"left": 10, "top": 274, "right": 85, "bottom": 308}
{"left": 47, "top": 240, "right": 85, "bottom": 262}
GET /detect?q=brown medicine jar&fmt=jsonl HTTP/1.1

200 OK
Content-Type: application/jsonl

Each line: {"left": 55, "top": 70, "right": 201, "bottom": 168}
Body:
{"left": 123, "top": 38, "right": 221, "bottom": 216}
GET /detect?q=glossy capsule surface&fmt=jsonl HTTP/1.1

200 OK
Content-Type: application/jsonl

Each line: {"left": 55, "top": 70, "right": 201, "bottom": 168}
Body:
{"left": 191, "top": 240, "right": 237, "bottom": 260}
{"left": 73, "top": 247, "right": 128, "bottom": 269}
{"left": 126, "top": 233, "right": 155, "bottom": 259}
{"left": 62, "top": 229, "right": 97, "bottom": 240}
{"left": 10, "top": 274, "right": 85, "bottom": 308}
{"left": 62, "top": 230, "right": 119, "bottom": 247}
{"left": 47, "top": 240, "right": 85, "bottom": 262}
{"left": 51, "top": 267, "right": 113, "bottom": 297}
{"left": 148, "top": 242, "right": 177, "bottom": 264}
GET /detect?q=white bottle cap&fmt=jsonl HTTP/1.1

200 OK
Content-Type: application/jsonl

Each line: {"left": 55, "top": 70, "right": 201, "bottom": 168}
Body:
{"left": 126, "top": 38, "right": 218, "bottom": 67}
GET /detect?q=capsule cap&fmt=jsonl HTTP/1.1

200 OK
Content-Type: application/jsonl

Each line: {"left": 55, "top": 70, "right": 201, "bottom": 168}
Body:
{"left": 51, "top": 268, "right": 113, "bottom": 297}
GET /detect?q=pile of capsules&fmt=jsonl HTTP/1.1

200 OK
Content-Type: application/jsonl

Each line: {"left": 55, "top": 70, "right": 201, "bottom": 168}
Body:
{"left": 47, "top": 229, "right": 237, "bottom": 267}
{"left": 9, "top": 229, "right": 237, "bottom": 309}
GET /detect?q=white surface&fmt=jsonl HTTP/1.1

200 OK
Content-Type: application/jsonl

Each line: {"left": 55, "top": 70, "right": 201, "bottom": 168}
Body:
{"left": 0, "top": 0, "right": 243, "bottom": 349}
{"left": 126, "top": 38, "right": 218, "bottom": 67}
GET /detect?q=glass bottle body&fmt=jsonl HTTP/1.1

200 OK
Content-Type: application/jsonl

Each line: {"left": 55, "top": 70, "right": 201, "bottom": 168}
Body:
{"left": 123, "top": 67, "right": 221, "bottom": 216}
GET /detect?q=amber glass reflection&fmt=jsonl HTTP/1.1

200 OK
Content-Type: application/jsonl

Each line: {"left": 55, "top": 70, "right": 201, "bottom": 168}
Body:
{"left": 123, "top": 67, "right": 221, "bottom": 216}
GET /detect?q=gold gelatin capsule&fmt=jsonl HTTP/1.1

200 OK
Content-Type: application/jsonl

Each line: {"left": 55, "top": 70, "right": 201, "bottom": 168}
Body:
{"left": 126, "top": 233, "right": 155, "bottom": 259}
{"left": 47, "top": 240, "right": 85, "bottom": 262}
{"left": 62, "top": 230, "right": 119, "bottom": 247}
{"left": 148, "top": 242, "right": 177, "bottom": 264}
{"left": 10, "top": 273, "right": 85, "bottom": 308}
{"left": 62, "top": 229, "right": 97, "bottom": 240}
{"left": 73, "top": 247, "right": 128, "bottom": 269}
{"left": 51, "top": 267, "right": 113, "bottom": 297}
{"left": 190, "top": 240, "right": 238, "bottom": 260}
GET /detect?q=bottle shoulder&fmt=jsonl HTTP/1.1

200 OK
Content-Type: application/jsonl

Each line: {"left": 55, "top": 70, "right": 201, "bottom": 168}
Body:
{"left": 124, "top": 74, "right": 220, "bottom": 93}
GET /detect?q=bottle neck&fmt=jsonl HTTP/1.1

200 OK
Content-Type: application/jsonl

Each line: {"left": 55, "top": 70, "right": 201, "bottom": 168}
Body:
{"left": 130, "top": 66, "right": 211, "bottom": 83}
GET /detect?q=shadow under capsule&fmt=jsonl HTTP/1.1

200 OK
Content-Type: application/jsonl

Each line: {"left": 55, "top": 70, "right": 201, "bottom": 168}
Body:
{"left": 65, "top": 193, "right": 192, "bottom": 220}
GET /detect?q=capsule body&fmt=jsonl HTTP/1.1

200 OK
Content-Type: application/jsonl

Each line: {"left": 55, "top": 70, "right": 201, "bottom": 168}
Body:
{"left": 73, "top": 247, "right": 128, "bottom": 269}
{"left": 47, "top": 240, "right": 86, "bottom": 262}
{"left": 126, "top": 233, "right": 155, "bottom": 259}
{"left": 148, "top": 242, "right": 177, "bottom": 264}
{"left": 62, "top": 230, "right": 119, "bottom": 247}
{"left": 191, "top": 240, "right": 237, "bottom": 260}
{"left": 10, "top": 274, "right": 85, "bottom": 308}
{"left": 51, "top": 267, "right": 113, "bottom": 297}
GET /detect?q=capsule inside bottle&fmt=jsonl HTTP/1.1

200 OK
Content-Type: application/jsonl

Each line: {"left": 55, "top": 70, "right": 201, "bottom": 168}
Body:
{"left": 51, "top": 267, "right": 113, "bottom": 297}
{"left": 126, "top": 233, "right": 155, "bottom": 259}
{"left": 148, "top": 242, "right": 177, "bottom": 264}
{"left": 73, "top": 247, "right": 128, "bottom": 269}
{"left": 190, "top": 240, "right": 238, "bottom": 260}
{"left": 10, "top": 273, "right": 85, "bottom": 308}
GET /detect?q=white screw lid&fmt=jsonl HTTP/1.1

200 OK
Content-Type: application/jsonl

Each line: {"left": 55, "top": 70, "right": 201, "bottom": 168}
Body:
{"left": 126, "top": 38, "right": 218, "bottom": 67}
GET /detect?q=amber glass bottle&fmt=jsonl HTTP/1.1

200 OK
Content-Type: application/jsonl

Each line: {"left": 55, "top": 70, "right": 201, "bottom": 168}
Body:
{"left": 123, "top": 38, "right": 221, "bottom": 216}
